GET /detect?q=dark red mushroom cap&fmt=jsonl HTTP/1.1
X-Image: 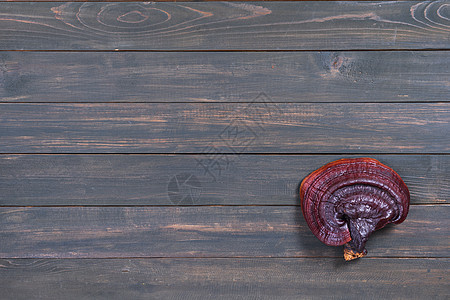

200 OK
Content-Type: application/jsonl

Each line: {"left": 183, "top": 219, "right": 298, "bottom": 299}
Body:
{"left": 300, "top": 158, "right": 410, "bottom": 259}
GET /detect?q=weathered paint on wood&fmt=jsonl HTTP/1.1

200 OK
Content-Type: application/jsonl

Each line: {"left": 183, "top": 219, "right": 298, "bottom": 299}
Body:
{"left": 1, "top": 258, "right": 448, "bottom": 300}
{"left": 1, "top": 0, "right": 449, "bottom": 298}
{"left": 0, "top": 154, "right": 447, "bottom": 205}
{"left": 1, "top": 1, "right": 449, "bottom": 50}
{"left": 0, "top": 205, "right": 447, "bottom": 258}
{"left": 1, "top": 51, "right": 449, "bottom": 103}
{"left": 1, "top": 103, "right": 448, "bottom": 153}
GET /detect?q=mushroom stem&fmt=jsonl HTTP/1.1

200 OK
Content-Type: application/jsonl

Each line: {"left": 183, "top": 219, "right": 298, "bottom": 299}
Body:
{"left": 343, "top": 217, "right": 376, "bottom": 261}
{"left": 344, "top": 243, "right": 367, "bottom": 261}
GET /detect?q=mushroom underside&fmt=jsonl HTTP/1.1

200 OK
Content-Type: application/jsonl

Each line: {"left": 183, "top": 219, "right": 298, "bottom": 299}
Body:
{"left": 300, "top": 158, "right": 410, "bottom": 261}
{"left": 332, "top": 184, "right": 397, "bottom": 257}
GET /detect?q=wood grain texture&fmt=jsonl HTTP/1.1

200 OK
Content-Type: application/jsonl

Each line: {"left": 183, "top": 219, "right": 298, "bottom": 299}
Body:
{"left": 1, "top": 258, "right": 448, "bottom": 300}
{"left": 1, "top": 1, "right": 448, "bottom": 298}
{"left": 0, "top": 154, "right": 447, "bottom": 206}
{"left": 0, "top": 205, "right": 448, "bottom": 258}
{"left": 1, "top": 1, "right": 450, "bottom": 50}
{"left": 1, "top": 51, "right": 449, "bottom": 103}
{"left": 1, "top": 103, "right": 449, "bottom": 153}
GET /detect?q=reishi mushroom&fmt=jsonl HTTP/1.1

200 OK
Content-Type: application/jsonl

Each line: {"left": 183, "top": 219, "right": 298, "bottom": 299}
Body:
{"left": 300, "top": 158, "right": 410, "bottom": 261}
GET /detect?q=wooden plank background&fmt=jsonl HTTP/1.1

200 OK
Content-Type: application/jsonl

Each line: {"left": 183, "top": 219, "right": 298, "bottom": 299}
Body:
{"left": 0, "top": 206, "right": 448, "bottom": 258}
{"left": 1, "top": 51, "right": 449, "bottom": 103}
{"left": 1, "top": 1, "right": 450, "bottom": 50}
{"left": 0, "top": 0, "right": 449, "bottom": 299}
{"left": 1, "top": 258, "right": 449, "bottom": 300}
{"left": 0, "top": 154, "right": 448, "bottom": 205}
{"left": 1, "top": 103, "right": 449, "bottom": 153}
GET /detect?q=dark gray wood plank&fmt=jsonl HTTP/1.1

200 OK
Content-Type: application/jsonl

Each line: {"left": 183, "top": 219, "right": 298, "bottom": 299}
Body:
{"left": 0, "top": 154, "right": 447, "bottom": 205}
{"left": 2, "top": 51, "right": 449, "bottom": 103}
{"left": 1, "top": 1, "right": 449, "bottom": 50}
{"left": 1, "top": 103, "right": 449, "bottom": 153}
{"left": 1, "top": 258, "right": 448, "bottom": 300}
{"left": 0, "top": 205, "right": 447, "bottom": 258}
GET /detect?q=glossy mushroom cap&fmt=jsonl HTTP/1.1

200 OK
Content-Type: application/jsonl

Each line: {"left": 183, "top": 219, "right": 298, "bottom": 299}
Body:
{"left": 300, "top": 158, "right": 410, "bottom": 260}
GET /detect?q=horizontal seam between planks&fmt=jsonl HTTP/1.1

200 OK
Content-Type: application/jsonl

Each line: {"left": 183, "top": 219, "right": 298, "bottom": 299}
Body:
{"left": 0, "top": 204, "right": 447, "bottom": 207}
{"left": 0, "top": 153, "right": 449, "bottom": 156}
{"left": 1, "top": 256, "right": 448, "bottom": 260}
{"left": 1, "top": 101, "right": 450, "bottom": 104}
{"left": 0, "top": 49, "right": 449, "bottom": 52}
{"left": 0, "top": 0, "right": 412, "bottom": 2}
